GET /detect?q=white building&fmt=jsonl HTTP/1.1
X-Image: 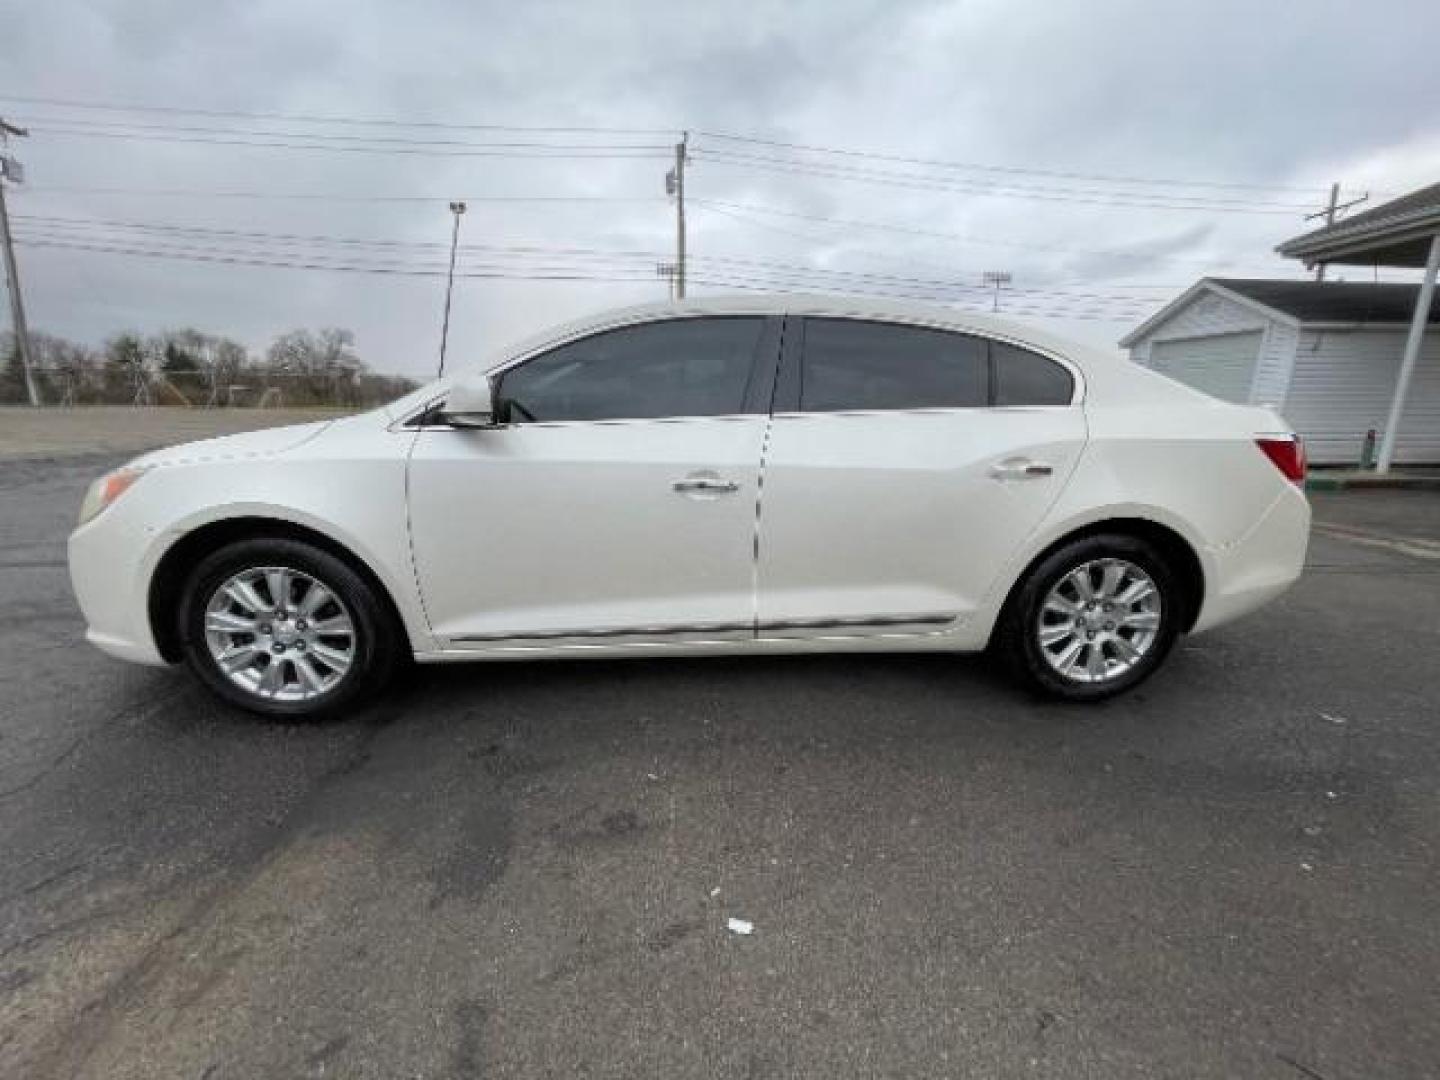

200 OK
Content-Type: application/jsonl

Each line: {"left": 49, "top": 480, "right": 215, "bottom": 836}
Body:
{"left": 1119, "top": 278, "right": 1440, "bottom": 466}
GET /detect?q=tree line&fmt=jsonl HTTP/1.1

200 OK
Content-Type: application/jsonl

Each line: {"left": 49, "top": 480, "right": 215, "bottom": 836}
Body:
{"left": 1, "top": 327, "right": 420, "bottom": 408}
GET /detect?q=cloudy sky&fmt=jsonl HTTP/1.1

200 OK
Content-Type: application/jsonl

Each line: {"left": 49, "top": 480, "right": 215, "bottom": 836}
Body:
{"left": 3, "top": 0, "right": 1439, "bottom": 377}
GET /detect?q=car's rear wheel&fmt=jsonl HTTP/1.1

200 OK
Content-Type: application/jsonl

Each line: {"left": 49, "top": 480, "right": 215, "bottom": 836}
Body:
{"left": 996, "top": 533, "right": 1183, "bottom": 701}
{"left": 178, "top": 537, "right": 400, "bottom": 719}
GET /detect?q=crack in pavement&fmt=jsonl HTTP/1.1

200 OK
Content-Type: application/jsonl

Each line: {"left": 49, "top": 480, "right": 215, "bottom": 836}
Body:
{"left": 0, "top": 684, "right": 192, "bottom": 802}
{"left": 25, "top": 700, "right": 404, "bottom": 1078}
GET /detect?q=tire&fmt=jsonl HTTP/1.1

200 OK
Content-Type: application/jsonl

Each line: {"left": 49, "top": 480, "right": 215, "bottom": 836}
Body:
{"left": 993, "top": 533, "right": 1183, "bottom": 702}
{"left": 177, "top": 537, "right": 402, "bottom": 720}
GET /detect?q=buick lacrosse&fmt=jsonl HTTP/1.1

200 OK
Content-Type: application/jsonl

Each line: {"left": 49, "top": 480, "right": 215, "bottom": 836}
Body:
{"left": 69, "top": 296, "right": 1309, "bottom": 718}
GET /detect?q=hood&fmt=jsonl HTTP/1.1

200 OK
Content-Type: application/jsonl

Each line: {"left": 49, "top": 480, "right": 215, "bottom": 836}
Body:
{"left": 130, "top": 419, "right": 333, "bottom": 468}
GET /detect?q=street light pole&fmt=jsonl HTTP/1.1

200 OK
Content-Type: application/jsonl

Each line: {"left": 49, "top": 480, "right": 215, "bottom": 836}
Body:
{"left": 437, "top": 200, "right": 466, "bottom": 378}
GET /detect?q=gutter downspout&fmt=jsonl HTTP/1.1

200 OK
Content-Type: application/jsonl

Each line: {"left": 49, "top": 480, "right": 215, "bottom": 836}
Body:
{"left": 1377, "top": 232, "right": 1440, "bottom": 473}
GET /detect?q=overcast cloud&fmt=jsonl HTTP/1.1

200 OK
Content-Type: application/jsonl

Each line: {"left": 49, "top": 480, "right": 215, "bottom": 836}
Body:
{"left": 2, "top": 0, "right": 1439, "bottom": 375}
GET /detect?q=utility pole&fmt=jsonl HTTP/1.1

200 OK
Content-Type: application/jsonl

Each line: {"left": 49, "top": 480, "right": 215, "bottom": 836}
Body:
{"left": 666, "top": 132, "right": 689, "bottom": 299}
{"left": 0, "top": 117, "right": 38, "bottom": 406}
{"left": 1306, "top": 182, "right": 1368, "bottom": 282}
{"left": 437, "top": 200, "right": 466, "bottom": 378}
{"left": 982, "top": 270, "right": 1012, "bottom": 313}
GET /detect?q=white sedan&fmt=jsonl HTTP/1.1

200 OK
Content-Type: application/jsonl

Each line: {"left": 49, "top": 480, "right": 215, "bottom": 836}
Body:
{"left": 69, "top": 296, "right": 1310, "bottom": 718}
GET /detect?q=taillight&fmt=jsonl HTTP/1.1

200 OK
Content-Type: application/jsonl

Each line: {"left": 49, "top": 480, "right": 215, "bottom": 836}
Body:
{"left": 1256, "top": 436, "right": 1306, "bottom": 484}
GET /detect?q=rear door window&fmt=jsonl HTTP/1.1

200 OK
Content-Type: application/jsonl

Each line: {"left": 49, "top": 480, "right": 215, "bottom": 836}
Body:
{"left": 799, "top": 318, "right": 989, "bottom": 412}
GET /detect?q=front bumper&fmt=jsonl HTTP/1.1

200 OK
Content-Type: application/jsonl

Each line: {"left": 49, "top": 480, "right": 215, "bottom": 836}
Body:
{"left": 69, "top": 511, "right": 170, "bottom": 667}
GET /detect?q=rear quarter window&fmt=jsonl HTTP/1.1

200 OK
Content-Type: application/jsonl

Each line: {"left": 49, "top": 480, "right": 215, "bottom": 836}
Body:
{"left": 991, "top": 342, "right": 1075, "bottom": 406}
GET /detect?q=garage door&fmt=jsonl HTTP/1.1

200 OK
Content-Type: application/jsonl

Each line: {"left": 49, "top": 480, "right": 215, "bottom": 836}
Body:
{"left": 1150, "top": 331, "right": 1262, "bottom": 404}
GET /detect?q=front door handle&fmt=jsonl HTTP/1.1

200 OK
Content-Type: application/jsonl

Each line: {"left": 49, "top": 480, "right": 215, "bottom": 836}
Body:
{"left": 989, "top": 458, "right": 1055, "bottom": 481}
{"left": 672, "top": 477, "right": 741, "bottom": 494}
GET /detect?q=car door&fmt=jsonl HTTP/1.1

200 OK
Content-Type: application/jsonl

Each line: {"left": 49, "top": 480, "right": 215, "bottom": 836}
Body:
{"left": 755, "top": 315, "right": 1087, "bottom": 637}
{"left": 408, "top": 315, "right": 780, "bottom": 646}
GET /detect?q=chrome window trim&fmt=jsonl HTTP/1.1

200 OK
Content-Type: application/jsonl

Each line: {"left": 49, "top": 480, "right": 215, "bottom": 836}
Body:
{"left": 390, "top": 309, "right": 1085, "bottom": 430}
{"left": 399, "top": 411, "right": 768, "bottom": 434}
{"left": 770, "top": 405, "right": 1078, "bottom": 421}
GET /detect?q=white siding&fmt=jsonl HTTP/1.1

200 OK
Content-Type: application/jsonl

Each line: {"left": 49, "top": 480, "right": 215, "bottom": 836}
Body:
{"left": 1151, "top": 331, "right": 1263, "bottom": 403}
{"left": 1252, "top": 321, "right": 1299, "bottom": 410}
{"left": 1285, "top": 330, "right": 1440, "bottom": 465}
{"left": 1128, "top": 289, "right": 1274, "bottom": 400}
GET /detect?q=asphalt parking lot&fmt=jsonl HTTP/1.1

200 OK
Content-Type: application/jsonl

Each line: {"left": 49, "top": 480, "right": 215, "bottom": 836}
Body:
{"left": 2, "top": 444, "right": 1438, "bottom": 1078}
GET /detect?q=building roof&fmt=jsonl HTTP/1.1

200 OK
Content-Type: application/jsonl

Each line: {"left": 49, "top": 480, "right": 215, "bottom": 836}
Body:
{"left": 1211, "top": 278, "right": 1440, "bottom": 324}
{"left": 1276, "top": 181, "right": 1440, "bottom": 267}
{"left": 1118, "top": 277, "right": 1440, "bottom": 347}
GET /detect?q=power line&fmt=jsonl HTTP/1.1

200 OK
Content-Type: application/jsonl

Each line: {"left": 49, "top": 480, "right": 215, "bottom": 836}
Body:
{"left": 691, "top": 148, "right": 1314, "bottom": 214}
{"left": 0, "top": 94, "right": 1362, "bottom": 199}
{"left": 691, "top": 198, "right": 1297, "bottom": 271}
{"left": 694, "top": 130, "right": 1345, "bottom": 197}
{"left": 12, "top": 115, "right": 1312, "bottom": 209}
{"left": 13, "top": 193, "right": 1290, "bottom": 279}
{"left": 0, "top": 94, "right": 673, "bottom": 136}
{"left": 12, "top": 213, "right": 1170, "bottom": 305}
{"left": 10, "top": 198, "right": 1271, "bottom": 290}
{"left": 694, "top": 200, "right": 1199, "bottom": 290}
{"left": 12, "top": 233, "right": 1158, "bottom": 320}
{"left": 20, "top": 124, "right": 671, "bottom": 160}
{"left": 11, "top": 114, "right": 669, "bottom": 151}
{"left": 17, "top": 185, "right": 667, "bottom": 204}
{"left": 12, "top": 235, "right": 651, "bottom": 281}
{"left": 12, "top": 213, "right": 671, "bottom": 257}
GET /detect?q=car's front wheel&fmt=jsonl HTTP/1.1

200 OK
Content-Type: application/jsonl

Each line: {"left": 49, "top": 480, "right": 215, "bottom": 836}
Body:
{"left": 996, "top": 533, "right": 1183, "bottom": 701}
{"left": 178, "top": 537, "right": 401, "bottom": 719}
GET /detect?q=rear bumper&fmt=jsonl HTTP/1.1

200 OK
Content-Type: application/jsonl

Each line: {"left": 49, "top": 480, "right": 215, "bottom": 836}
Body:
{"left": 1192, "top": 486, "right": 1310, "bottom": 634}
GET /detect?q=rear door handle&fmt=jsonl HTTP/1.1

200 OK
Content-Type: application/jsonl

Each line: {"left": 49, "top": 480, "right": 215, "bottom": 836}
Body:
{"left": 989, "top": 459, "right": 1054, "bottom": 481}
{"left": 672, "top": 477, "right": 741, "bottom": 494}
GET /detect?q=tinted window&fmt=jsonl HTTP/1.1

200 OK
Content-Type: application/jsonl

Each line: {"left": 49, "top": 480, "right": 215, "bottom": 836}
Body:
{"left": 801, "top": 318, "right": 988, "bottom": 412}
{"left": 992, "top": 342, "right": 1074, "bottom": 406}
{"left": 496, "top": 317, "right": 765, "bottom": 422}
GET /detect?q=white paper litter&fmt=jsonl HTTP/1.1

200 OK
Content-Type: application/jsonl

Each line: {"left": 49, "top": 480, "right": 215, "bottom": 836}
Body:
{"left": 726, "top": 917, "right": 754, "bottom": 936}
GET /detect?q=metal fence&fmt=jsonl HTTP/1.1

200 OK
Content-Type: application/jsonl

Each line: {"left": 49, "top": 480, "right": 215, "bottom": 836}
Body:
{"left": 1, "top": 367, "right": 421, "bottom": 409}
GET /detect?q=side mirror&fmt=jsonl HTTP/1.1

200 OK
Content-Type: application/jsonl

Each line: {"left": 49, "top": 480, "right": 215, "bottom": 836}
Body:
{"left": 440, "top": 375, "right": 499, "bottom": 428}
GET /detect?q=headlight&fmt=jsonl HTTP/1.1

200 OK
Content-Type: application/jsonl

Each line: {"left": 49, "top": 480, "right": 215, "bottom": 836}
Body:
{"left": 78, "top": 466, "right": 150, "bottom": 526}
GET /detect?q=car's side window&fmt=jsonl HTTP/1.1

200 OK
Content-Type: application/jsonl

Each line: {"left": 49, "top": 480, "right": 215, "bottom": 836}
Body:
{"left": 496, "top": 317, "right": 766, "bottom": 423}
{"left": 992, "top": 341, "right": 1075, "bottom": 406}
{"left": 799, "top": 318, "right": 989, "bottom": 412}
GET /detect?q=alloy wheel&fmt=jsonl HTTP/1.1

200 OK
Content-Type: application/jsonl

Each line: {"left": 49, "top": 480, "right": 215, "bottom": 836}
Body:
{"left": 1035, "top": 557, "right": 1163, "bottom": 685}
{"left": 202, "top": 565, "right": 357, "bottom": 702}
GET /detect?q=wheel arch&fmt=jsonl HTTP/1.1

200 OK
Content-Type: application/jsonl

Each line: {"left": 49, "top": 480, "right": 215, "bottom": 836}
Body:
{"left": 148, "top": 516, "right": 413, "bottom": 663}
{"left": 988, "top": 516, "right": 1207, "bottom": 647}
